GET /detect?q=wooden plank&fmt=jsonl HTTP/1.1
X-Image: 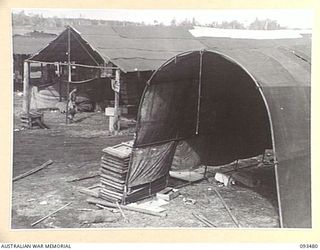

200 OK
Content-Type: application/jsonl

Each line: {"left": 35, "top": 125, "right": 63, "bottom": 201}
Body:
{"left": 13, "top": 160, "right": 53, "bottom": 182}
{"left": 102, "top": 146, "right": 132, "bottom": 159}
{"left": 100, "top": 189, "right": 123, "bottom": 198}
{"left": 156, "top": 187, "right": 180, "bottom": 201}
{"left": 100, "top": 181, "right": 124, "bottom": 191}
{"left": 100, "top": 169, "right": 127, "bottom": 179}
{"left": 127, "top": 199, "right": 168, "bottom": 213}
{"left": 87, "top": 197, "right": 167, "bottom": 217}
{"left": 101, "top": 157, "right": 130, "bottom": 165}
{"left": 169, "top": 171, "right": 204, "bottom": 182}
{"left": 100, "top": 173, "right": 126, "bottom": 184}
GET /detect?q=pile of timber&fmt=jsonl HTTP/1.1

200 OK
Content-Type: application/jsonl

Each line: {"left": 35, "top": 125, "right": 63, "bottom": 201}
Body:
{"left": 100, "top": 141, "right": 133, "bottom": 203}
{"left": 20, "top": 111, "right": 47, "bottom": 129}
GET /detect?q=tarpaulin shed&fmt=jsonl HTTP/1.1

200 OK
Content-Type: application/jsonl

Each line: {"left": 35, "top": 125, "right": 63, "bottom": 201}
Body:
{"left": 29, "top": 25, "right": 205, "bottom": 72}
{"left": 24, "top": 25, "right": 205, "bottom": 112}
{"left": 126, "top": 37, "right": 311, "bottom": 228}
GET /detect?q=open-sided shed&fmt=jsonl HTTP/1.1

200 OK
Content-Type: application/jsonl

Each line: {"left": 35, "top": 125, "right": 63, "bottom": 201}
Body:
{"left": 125, "top": 36, "right": 311, "bottom": 228}
{"left": 24, "top": 25, "right": 204, "bottom": 112}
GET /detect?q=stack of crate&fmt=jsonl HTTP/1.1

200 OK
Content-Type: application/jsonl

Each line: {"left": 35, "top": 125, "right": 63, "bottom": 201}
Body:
{"left": 99, "top": 141, "right": 133, "bottom": 203}
{"left": 20, "top": 111, "right": 44, "bottom": 129}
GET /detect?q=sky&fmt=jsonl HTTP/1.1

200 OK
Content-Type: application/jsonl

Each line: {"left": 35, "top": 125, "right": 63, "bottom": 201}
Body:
{"left": 13, "top": 9, "right": 313, "bottom": 29}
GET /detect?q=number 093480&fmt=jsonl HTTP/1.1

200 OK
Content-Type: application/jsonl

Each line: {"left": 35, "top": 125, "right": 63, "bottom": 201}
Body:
{"left": 300, "top": 244, "right": 318, "bottom": 248}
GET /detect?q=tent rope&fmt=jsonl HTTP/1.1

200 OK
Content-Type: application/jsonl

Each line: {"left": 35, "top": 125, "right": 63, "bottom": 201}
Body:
{"left": 26, "top": 60, "right": 118, "bottom": 70}
{"left": 62, "top": 77, "right": 99, "bottom": 84}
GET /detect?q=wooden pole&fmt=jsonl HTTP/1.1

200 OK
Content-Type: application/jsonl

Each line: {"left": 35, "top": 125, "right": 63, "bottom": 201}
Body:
{"left": 195, "top": 50, "right": 203, "bottom": 135}
{"left": 31, "top": 202, "right": 72, "bottom": 227}
{"left": 22, "top": 61, "right": 31, "bottom": 114}
{"left": 114, "top": 69, "right": 120, "bottom": 134}
{"left": 66, "top": 27, "right": 71, "bottom": 125}
{"left": 58, "top": 63, "right": 62, "bottom": 102}
{"left": 13, "top": 160, "right": 53, "bottom": 182}
{"left": 192, "top": 212, "right": 216, "bottom": 227}
{"left": 213, "top": 188, "right": 241, "bottom": 228}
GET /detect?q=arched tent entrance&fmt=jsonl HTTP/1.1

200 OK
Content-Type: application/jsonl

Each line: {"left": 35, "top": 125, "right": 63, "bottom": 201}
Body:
{"left": 126, "top": 50, "right": 311, "bottom": 228}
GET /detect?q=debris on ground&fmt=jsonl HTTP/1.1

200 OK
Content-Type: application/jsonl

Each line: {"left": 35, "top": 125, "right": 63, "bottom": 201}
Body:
{"left": 13, "top": 159, "right": 53, "bottom": 182}
{"left": 116, "top": 202, "right": 129, "bottom": 223}
{"left": 12, "top": 93, "right": 280, "bottom": 229}
{"left": 231, "top": 171, "right": 261, "bottom": 188}
{"left": 77, "top": 187, "right": 100, "bottom": 198}
{"left": 169, "top": 170, "right": 205, "bottom": 182}
{"left": 87, "top": 197, "right": 167, "bottom": 217}
{"left": 67, "top": 171, "right": 99, "bottom": 182}
{"left": 95, "top": 204, "right": 120, "bottom": 213}
{"left": 192, "top": 212, "right": 217, "bottom": 227}
{"left": 78, "top": 209, "right": 119, "bottom": 224}
{"left": 214, "top": 172, "right": 235, "bottom": 187}
{"left": 31, "top": 202, "right": 72, "bottom": 227}
{"left": 183, "top": 197, "right": 197, "bottom": 205}
{"left": 156, "top": 187, "right": 180, "bottom": 201}
{"left": 127, "top": 198, "right": 169, "bottom": 213}
{"left": 213, "top": 188, "right": 241, "bottom": 228}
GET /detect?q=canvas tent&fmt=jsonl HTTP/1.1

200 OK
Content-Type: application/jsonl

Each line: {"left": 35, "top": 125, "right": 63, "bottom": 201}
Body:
{"left": 23, "top": 25, "right": 204, "bottom": 112}
{"left": 125, "top": 36, "right": 311, "bottom": 228}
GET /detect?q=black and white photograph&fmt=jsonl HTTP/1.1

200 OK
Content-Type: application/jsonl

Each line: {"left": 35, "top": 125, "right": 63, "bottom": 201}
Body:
{"left": 11, "top": 8, "right": 312, "bottom": 230}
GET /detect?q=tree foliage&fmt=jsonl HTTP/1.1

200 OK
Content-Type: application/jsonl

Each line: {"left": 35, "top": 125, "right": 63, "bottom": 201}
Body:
{"left": 12, "top": 11, "right": 287, "bottom": 30}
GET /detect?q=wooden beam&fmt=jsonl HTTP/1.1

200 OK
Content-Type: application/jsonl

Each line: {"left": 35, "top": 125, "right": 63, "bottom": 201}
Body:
{"left": 66, "top": 27, "right": 71, "bottom": 125}
{"left": 13, "top": 160, "right": 53, "bottom": 182}
{"left": 114, "top": 69, "right": 121, "bottom": 134}
{"left": 22, "top": 61, "right": 31, "bottom": 113}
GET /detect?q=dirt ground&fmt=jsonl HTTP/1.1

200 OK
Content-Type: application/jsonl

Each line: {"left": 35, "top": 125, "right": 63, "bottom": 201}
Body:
{"left": 11, "top": 91, "right": 279, "bottom": 229}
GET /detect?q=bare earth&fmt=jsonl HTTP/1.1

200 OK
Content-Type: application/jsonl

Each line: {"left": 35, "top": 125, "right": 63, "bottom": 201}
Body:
{"left": 11, "top": 92, "right": 279, "bottom": 229}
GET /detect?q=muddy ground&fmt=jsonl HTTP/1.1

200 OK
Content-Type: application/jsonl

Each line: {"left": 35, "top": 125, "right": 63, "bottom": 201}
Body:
{"left": 11, "top": 92, "right": 279, "bottom": 229}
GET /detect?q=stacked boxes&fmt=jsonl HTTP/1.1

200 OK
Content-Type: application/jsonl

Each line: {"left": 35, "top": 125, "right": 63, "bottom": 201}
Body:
{"left": 99, "top": 141, "right": 133, "bottom": 203}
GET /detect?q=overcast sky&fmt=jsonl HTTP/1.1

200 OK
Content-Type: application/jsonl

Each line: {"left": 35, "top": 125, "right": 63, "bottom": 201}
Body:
{"left": 13, "top": 9, "right": 313, "bottom": 29}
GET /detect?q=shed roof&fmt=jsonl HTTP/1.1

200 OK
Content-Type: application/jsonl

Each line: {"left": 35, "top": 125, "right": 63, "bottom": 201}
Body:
{"left": 28, "top": 25, "right": 205, "bottom": 72}
{"left": 12, "top": 35, "right": 56, "bottom": 55}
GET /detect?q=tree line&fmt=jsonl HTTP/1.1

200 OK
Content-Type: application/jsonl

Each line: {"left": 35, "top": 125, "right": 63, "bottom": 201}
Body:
{"left": 13, "top": 11, "right": 287, "bottom": 30}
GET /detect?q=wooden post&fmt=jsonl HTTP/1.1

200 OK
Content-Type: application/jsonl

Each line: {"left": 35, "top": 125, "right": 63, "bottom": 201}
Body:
{"left": 66, "top": 27, "right": 71, "bottom": 125}
{"left": 58, "top": 63, "right": 62, "bottom": 102}
{"left": 114, "top": 69, "right": 120, "bottom": 134}
{"left": 40, "top": 63, "right": 43, "bottom": 80}
{"left": 22, "top": 61, "right": 31, "bottom": 114}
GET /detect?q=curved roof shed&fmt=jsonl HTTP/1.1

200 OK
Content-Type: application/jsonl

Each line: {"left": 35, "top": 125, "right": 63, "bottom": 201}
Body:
{"left": 127, "top": 41, "right": 311, "bottom": 228}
